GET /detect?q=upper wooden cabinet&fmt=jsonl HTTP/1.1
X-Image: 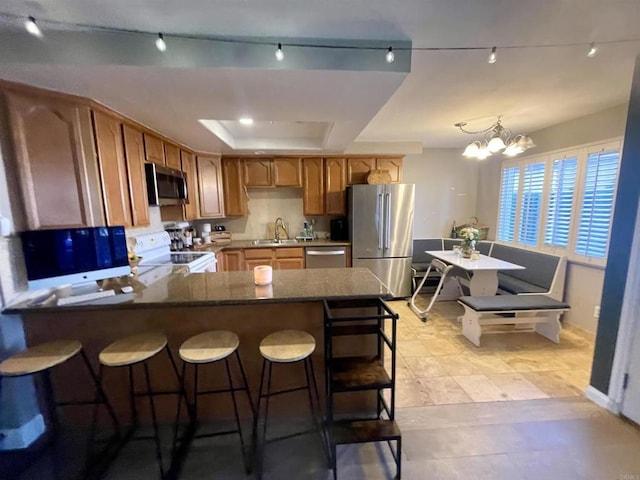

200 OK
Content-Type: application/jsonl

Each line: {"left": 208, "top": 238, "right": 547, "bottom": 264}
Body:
{"left": 325, "top": 158, "right": 347, "bottom": 215}
{"left": 347, "top": 157, "right": 403, "bottom": 184}
{"left": 222, "top": 158, "right": 247, "bottom": 216}
{"left": 164, "top": 142, "right": 181, "bottom": 170}
{"left": 121, "top": 125, "right": 150, "bottom": 227}
{"left": 273, "top": 157, "right": 302, "bottom": 187}
{"left": 143, "top": 133, "right": 165, "bottom": 166}
{"left": 92, "top": 111, "right": 132, "bottom": 227}
{"left": 302, "top": 157, "right": 324, "bottom": 216}
{"left": 197, "top": 155, "right": 225, "bottom": 218}
{"left": 243, "top": 159, "right": 272, "bottom": 187}
{"left": 4, "top": 90, "right": 104, "bottom": 230}
{"left": 181, "top": 150, "right": 199, "bottom": 221}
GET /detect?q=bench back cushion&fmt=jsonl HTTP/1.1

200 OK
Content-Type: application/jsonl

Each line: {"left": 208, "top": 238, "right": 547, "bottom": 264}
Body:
{"left": 476, "top": 241, "right": 493, "bottom": 256}
{"left": 443, "top": 239, "right": 463, "bottom": 250}
{"left": 490, "top": 243, "right": 559, "bottom": 290}
{"left": 412, "top": 239, "right": 444, "bottom": 263}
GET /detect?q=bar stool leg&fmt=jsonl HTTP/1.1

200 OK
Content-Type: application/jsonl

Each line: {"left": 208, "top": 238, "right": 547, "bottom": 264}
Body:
{"left": 224, "top": 357, "right": 250, "bottom": 473}
{"left": 128, "top": 366, "right": 138, "bottom": 429}
{"left": 165, "top": 346, "right": 193, "bottom": 421}
{"left": 80, "top": 350, "right": 120, "bottom": 432}
{"left": 42, "top": 370, "right": 62, "bottom": 480}
{"left": 172, "top": 361, "right": 188, "bottom": 454}
{"left": 142, "top": 362, "right": 165, "bottom": 479}
{"left": 235, "top": 350, "right": 255, "bottom": 416}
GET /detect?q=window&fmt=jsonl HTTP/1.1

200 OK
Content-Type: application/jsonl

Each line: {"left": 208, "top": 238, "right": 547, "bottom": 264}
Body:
{"left": 545, "top": 156, "right": 577, "bottom": 248}
{"left": 497, "top": 166, "right": 520, "bottom": 242}
{"left": 518, "top": 162, "right": 545, "bottom": 246}
{"left": 496, "top": 139, "right": 621, "bottom": 266}
{"left": 576, "top": 149, "right": 620, "bottom": 258}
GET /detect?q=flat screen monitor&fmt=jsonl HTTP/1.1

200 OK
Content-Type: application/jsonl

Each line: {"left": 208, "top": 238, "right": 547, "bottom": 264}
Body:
{"left": 20, "top": 226, "right": 131, "bottom": 290}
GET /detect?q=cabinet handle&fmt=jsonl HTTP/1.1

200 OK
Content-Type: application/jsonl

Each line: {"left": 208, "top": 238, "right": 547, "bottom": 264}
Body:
{"left": 306, "top": 250, "right": 346, "bottom": 256}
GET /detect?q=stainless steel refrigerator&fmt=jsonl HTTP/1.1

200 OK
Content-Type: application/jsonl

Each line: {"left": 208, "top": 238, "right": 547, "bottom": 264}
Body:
{"left": 348, "top": 184, "right": 415, "bottom": 297}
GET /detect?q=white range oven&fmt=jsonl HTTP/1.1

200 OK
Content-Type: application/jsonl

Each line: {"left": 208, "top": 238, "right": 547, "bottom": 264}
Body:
{"left": 132, "top": 232, "right": 217, "bottom": 274}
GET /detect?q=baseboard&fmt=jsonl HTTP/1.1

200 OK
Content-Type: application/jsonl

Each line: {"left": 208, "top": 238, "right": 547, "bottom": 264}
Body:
{"left": 585, "top": 385, "right": 620, "bottom": 413}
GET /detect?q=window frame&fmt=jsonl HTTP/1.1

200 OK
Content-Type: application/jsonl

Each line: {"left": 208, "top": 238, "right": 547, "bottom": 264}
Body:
{"left": 495, "top": 137, "right": 623, "bottom": 267}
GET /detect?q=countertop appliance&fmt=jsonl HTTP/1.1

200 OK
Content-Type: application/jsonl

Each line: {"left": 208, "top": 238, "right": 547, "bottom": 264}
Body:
{"left": 133, "top": 232, "right": 216, "bottom": 273}
{"left": 348, "top": 184, "right": 415, "bottom": 297}
{"left": 145, "top": 163, "right": 188, "bottom": 206}
{"left": 305, "top": 246, "right": 347, "bottom": 269}
{"left": 330, "top": 218, "right": 348, "bottom": 241}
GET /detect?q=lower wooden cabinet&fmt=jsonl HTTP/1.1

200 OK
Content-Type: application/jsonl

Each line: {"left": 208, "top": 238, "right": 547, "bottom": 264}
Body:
{"left": 275, "top": 258, "right": 305, "bottom": 269}
{"left": 243, "top": 247, "right": 305, "bottom": 270}
{"left": 221, "top": 250, "right": 244, "bottom": 271}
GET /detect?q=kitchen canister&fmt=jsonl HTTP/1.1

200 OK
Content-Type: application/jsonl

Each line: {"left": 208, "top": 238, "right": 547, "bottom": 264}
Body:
{"left": 253, "top": 265, "right": 272, "bottom": 285}
{"left": 201, "top": 223, "right": 212, "bottom": 233}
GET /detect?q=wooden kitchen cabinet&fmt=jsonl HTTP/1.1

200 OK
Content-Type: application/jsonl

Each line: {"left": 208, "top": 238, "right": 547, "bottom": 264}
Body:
{"left": 302, "top": 157, "right": 324, "bottom": 216}
{"left": 376, "top": 157, "right": 403, "bottom": 183}
{"left": 165, "top": 142, "right": 181, "bottom": 170}
{"left": 222, "top": 158, "right": 247, "bottom": 216}
{"left": 325, "top": 157, "right": 347, "bottom": 215}
{"left": 273, "top": 157, "right": 302, "bottom": 187}
{"left": 347, "top": 157, "right": 376, "bottom": 185}
{"left": 215, "top": 251, "right": 225, "bottom": 271}
{"left": 122, "top": 125, "right": 150, "bottom": 227}
{"left": 143, "top": 133, "right": 165, "bottom": 166}
{"left": 197, "top": 155, "right": 225, "bottom": 218}
{"left": 5, "top": 90, "right": 104, "bottom": 230}
{"left": 93, "top": 111, "right": 132, "bottom": 227}
{"left": 222, "top": 250, "right": 244, "bottom": 271}
{"left": 181, "top": 150, "right": 199, "bottom": 220}
{"left": 243, "top": 159, "right": 272, "bottom": 187}
{"left": 275, "top": 247, "right": 305, "bottom": 269}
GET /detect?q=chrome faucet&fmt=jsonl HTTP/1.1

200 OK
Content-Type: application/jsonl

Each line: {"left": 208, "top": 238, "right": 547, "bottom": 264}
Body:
{"left": 274, "top": 217, "right": 288, "bottom": 242}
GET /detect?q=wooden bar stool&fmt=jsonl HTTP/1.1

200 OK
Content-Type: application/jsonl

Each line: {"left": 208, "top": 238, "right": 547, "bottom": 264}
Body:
{"left": 0, "top": 340, "right": 119, "bottom": 479}
{"left": 177, "top": 330, "right": 254, "bottom": 472}
{"left": 97, "top": 332, "right": 191, "bottom": 480}
{"left": 252, "top": 330, "right": 325, "bottom": 478}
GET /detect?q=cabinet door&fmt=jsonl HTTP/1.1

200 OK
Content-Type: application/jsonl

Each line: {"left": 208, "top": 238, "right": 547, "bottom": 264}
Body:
{"left": 275, "top": 258, "right": 305, "bottom": 270}
{"left": 302, "top": 158, "right": 324, "bottom": 216}
{"left": 376, "top": 157, "right": 403, "bottom": 183}
{"left": 347, "top": 157, "right": 376, "bottom": 185}
{"left": 143, "top": 133, "right": 165, "bottom": 166}
{"left": 197, "top": 155, "right": 225, "bottom": 218}
{"left": 181, "top": 150, "right": 199, "bottom": 220}
{"left": 93, "top": 111, "right": 132, "bottom": 227}
{"left": 325, "top": 157, "right": 347, "bottom": 215}
{"left": 245, "top": 258, "right": 274, "bottom": 271}
{"left": 215, "top": 251, "right": 226, "bottom": 271}
{"left": 273, "top": 157, "right": 301, "bottom": 187}
{"left": 222, "top": 158, "right": 247, "bottom": 216}
{"left": 122, "top": 124, "right": 150, "bottom": 227}
{"left": 6, "top": 92, "right": 103, "bottom": 229}
{"left": 243, "top": 159, "right": 272, "bottom": 186}
{"left": 165, "top": 142, "right": 181, "bottom": 170}
{"left": 223, "top": 250, "right": 244, "bottom": 271}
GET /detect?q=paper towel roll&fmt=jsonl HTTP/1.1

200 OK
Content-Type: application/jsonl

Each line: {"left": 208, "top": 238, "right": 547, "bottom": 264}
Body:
{"left": 201, "top": 223, "right": 212, "bottom": 233}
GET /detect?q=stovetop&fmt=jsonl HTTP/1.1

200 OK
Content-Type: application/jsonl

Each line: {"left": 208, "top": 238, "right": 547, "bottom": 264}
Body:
{"left": 142, "top": 252, "right": 209, "bottom": 266}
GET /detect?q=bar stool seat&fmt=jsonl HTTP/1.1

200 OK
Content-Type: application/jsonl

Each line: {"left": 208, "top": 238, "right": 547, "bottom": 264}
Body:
{"left": 259, "top": 330, "right": 315, "bottom": 363}
{"left": 99, "top": 332, "right": 167, "bottom": 367}
{"left": 0, "top": 340, "right": 82, "bottom": 376}
{"left": 179, "top": 330, "right": 239, "bottom": 363}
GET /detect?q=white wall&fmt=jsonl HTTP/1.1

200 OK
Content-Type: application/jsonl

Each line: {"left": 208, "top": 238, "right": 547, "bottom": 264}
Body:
{"left": 404, "top": 148, "right": 479, "bottom": 238}
{"left": 474, "top": 104, "right": 629, "bottom": 332}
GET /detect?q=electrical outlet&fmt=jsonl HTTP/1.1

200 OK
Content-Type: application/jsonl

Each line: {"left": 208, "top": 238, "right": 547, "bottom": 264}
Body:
{"left": 594, "top": 305, "right": 601, "bottom": 318}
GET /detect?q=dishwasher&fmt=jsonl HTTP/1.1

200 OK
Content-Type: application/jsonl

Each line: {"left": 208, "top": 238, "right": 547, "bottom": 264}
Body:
{"left": 305, "top": 246, "right": 347, "bottom": 268}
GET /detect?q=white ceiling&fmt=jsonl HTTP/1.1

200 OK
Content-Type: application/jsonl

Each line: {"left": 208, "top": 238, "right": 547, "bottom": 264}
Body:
{"left": 0, "top": 0, "right": 639, "bottom": 152}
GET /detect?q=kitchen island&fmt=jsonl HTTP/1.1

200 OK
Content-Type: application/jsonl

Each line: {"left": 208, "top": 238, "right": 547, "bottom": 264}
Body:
{"left": 4, "top": 268, "right": 392, "bottom": 422}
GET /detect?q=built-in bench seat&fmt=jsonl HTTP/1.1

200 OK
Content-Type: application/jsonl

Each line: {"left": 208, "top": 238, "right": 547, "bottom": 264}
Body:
{"left": 458, "top": 295, "right": 571, "bottom": 346}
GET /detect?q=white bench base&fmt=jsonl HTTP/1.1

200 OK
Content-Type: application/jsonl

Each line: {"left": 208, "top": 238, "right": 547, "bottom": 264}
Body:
{"left": 459, "top": 304, "right": 567, "bottom": 347}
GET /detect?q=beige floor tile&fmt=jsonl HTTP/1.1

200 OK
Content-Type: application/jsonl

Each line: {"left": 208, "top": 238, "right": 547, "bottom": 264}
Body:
{"left": 554, "top": 351, "right": 595, "bottom": 371}
{"left": 453, "top": 374, "right": 510, "bottom": 402}
{"left": 467, "top": 355, "right": 516, "bottom": 374}
{"left": 418, "top": 377, "right": 473, "bottom": 405}
{"left": 553, "top": 369, "right": 591, "bottom": 392}
{"left": 436, "top": 354, "right": 483, "bottom": 376}
{"left": 406, "top": 356, "right": 449, "bottom": 378}
{"left": 385, "top": 378, "right": 434, "bottom": 408}
{"left": 487, "top": 373, "right": 549, "bottom": 400}
{"left": 500, "top": 352, "right": 560, "bottom": 372}
{"left": 398, "top": 339, "right": 430, "bottom": 357}
{"left": 421, "top": 337, "right": 462, "bottom": 356}
{"left": 521, "top": 371, "right": 584, "bottom": 397}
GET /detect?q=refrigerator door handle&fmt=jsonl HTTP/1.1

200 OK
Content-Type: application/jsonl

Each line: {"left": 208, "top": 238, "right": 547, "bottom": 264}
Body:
{"left": 384, "top": 192, "right": 391, "bottom": 249}
{"left": 378, "top": 193, "right": 384, "bottom": 250}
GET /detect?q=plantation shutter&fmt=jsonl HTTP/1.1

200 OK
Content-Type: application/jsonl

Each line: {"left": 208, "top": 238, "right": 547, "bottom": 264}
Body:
{"left": 544, "top": 157, "right": 577, "bottom": 247}
{"left": 497, "top": 166, "right": 520, "bottom": 242}
{"left": 576, "top": 150, "right": 620, "bottom": 258}
{"left": 518, "top": 162, "right": 546, "bottom": 246}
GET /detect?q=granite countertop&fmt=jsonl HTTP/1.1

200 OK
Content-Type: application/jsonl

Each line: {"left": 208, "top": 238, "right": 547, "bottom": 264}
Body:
{"left": 4, "top": 268, "right": 391, "bottom": 313}
{"left": 194, "top": 239, "right": 350, "bottom": 251}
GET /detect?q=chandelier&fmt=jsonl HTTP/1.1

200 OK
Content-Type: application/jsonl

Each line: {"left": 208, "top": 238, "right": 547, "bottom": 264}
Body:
{"left": 454, "top": 116, "right": 535, "bottom": 159}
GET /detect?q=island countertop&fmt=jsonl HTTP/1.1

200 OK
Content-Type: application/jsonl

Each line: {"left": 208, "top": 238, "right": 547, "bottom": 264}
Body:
{"left": 3, "top": 267, "right": 391, "bottom": 314}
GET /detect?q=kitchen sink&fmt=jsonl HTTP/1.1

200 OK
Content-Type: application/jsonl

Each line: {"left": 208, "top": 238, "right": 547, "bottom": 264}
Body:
{"left": 251, "top": 239, "right": 299, "bottom": 246}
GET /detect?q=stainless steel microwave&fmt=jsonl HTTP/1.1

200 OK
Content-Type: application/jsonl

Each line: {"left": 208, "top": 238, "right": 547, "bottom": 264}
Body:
{"left": 145, "top": 163, "right": 188, "bottom": 206}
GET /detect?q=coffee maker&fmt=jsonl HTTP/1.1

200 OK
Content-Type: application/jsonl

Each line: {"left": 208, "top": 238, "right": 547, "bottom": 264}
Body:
{"left": 330, "top": 218, "right": 349, "bottom": 241}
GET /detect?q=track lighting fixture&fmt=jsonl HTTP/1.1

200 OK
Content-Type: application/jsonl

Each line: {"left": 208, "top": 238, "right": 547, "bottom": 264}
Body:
{"left": 488, "top": 46, "right": 497, "bottom": 64}
{"left": 386, "top": 47, "right": 395, "bottom": 63}
{"left": 24, "top": 16, "right": 42, "bottom": 38}
{"left": 155, "top": 33, "right": 166, "bottom": 52}
{"left": 275, "top": 43, "right": 284, "bottom": 61}
{"left": 587, "top": 42, "right": 598, "bottom": 58}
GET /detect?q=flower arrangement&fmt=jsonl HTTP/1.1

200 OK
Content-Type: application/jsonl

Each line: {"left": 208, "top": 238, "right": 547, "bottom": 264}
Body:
{"left": 459, "top": 226, "right": 480, "bottom": 243}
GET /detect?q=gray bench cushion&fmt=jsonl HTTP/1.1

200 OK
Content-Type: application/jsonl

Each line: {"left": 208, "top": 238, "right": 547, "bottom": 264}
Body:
{"left": 459, "top": 295, "right": 570, "bottom": 312}
{"left": 476, "top": 241, "right": 493, "bottom": 256}
{"left": 412, "top": 239, "right": 443, "bottom": 264}
{"left": 443, "top": 238, "right": 463, "bottom": 250}
{"left": 497, "top": 273, "right": 548, "bottom": 295}
{"left": 491, "top": 244, "right": 559, "bottom": 291}
{"left": 412, "top": 262, "right": 430, "bottom": 273}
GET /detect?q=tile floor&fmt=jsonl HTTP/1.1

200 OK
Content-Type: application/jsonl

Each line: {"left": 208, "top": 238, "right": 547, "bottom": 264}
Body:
{"left": 385, "top": 296, "right": 595, "bottom": 408}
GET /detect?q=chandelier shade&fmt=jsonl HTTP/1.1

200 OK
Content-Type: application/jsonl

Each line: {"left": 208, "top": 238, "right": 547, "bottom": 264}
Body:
{"left": 455, "top": 117, "right": 535, "bottom": 160}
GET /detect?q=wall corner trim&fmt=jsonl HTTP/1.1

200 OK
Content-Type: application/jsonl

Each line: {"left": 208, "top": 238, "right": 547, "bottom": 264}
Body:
{"left": 585, "top": 385, "right": 620, "bottom": 413}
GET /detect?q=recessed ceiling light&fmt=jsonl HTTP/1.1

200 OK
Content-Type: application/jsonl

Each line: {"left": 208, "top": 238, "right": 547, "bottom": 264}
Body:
{"left": 254, "top": 150, "right": 266, "bottom": 155}
{"left": 239, "top": 118, "right": 254, "bottom": 125}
